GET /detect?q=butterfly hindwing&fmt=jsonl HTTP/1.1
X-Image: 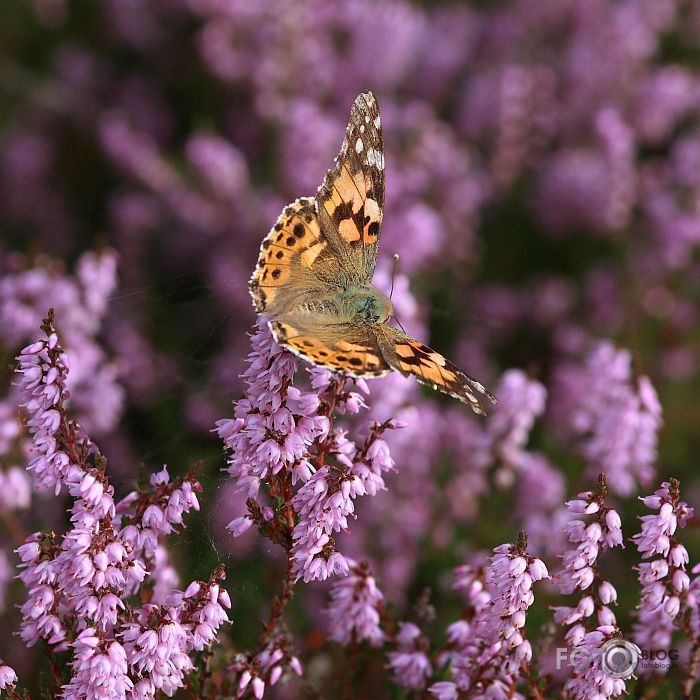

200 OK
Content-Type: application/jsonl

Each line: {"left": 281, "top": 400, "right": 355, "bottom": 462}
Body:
{"left": 269, "top": 316, "right": 390, "bottom": 377}
{"left": 373, "top": 325, "right": 497, "bottom": 415}
{"left": 316, "top": 91, "right": 384, "bottom": 284}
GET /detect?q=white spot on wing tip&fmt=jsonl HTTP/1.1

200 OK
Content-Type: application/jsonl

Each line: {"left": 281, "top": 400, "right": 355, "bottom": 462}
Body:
{"left": 355, "top": 138, "right": 364, "bottom": 153}
{"left": 364, "top": 115, "right": 370, "bottom": 124}
{"left": 366, "top": 148, "right": 384, "bottom": 171}
{"left": 374, "top": 116, "right": 381, "bottom": 129}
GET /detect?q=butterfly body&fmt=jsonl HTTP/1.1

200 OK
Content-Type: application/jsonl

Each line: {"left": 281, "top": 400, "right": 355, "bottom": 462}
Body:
{"left": 250, "top": 92, "right": 496, "bottom": 414}
{"left": 305, "top": 285, "right": 392, "bottom": 324}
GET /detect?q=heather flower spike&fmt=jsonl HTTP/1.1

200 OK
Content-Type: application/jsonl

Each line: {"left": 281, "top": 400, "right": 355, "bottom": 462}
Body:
{"left": 554, "top": 474, "right": 631, "bottom": 699}
{"left": 0, "top": 660, "right": 17, "bottom": 693}
{"left": 218, "top": 319, "right": 400, "bottom": 586}
{"left": 633, "top": 479, "right": 697, "bottom": 681}
{"left": 429, "top": 531, "right": 549, "bottom": 698}
{"left": 326, "top": 559, "right": 385, "bottom": 647}
{"left": 551, "top": 343, "right": 662, "bottom": 496}
{"left": 218, "top": 319, "right": 401, "bottom": 692}
{"left": 13, "top": 313, "right": 229, "bottom": 698}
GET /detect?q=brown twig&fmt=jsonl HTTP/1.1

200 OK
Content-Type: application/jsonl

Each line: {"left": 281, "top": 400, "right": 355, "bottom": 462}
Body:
{"left": 195, "top": 647, "right": 214, "bottom": 700}
{"left": 0, "top": 510, "right": 28, "bottom": 545}
{"left": 257, "top": 555, "right": 296, "bottom": 650}
{"left": 5, "top": 686, "right": 27, "bottom": 700}
{"left": 42, "top": 641, "right": 63, "bottom": 692}
{"left": 682, "top": 641, "right": 700, "bottom": 699}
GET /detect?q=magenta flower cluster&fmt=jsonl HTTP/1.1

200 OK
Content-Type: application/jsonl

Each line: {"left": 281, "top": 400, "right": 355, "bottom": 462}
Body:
{"left": 325, "top": 559, "right": 385, "bottom": 648}
{"left": 633, "top": 480, "right": 695, "bottom": 671}
{"left": 429, "top": 535, "right": 548, "bottom": 699}
{"left": 551, "top": 342, "right": 662, "bottom": 495}
{"left": 551, "top": 479, "right": 630, "bottom": 699}
{"left": 217, "top": 320, "right": 399, "bottom": 585}
{"left": 12, "top": 315, "right": 229, "bottom": 699}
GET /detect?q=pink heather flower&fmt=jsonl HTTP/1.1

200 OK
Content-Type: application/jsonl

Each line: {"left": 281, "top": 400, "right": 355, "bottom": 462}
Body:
{"left": 429, "top": 681, "right": 458, "bottom": 700}
{"left": 452, "top": 557, "right": 491, "bottom": 610}
{"left": 121, "top": 571, "right": 230, "bottom": 695}
{"left": 62, "top": 630, "right": 133, "bottom": 700}
{"left": 185, "top": 134, "right": 249, "bottom": 200}
{"left": 0, "top": 399, "right": 21, "bottom": 456}
{"left": 122, "top": 617, "right": 192, "bottom": 695}
{"left": 387, "top": 622, "right": 432, "bottom": 692}
{"left": 227, "top": 516, "right": 254, "bottom": 537}
{"left": 564, "top": 627, "right": 638, "bottom": 699}
{"left": 632, "top": 479, "right": 695, "bottom": 671}
{"left": 14, "top": 317, "right": 226, "bottom": 694}
{"left": 0, "top": 466, "right": 31, "bottom": 511}
{"left": 216, "top": 319, "right": 330, "bottom": 498}
{"left": 434, "top": 558, "right": 491, "bottom": 676}
{"left": 149, "top": 544, "right": 180, "bottom": 604}
{"left": 1, "top": 251, "right": 123, "bottom": 436}
{"left": 553, "top": 480, "right": 623, "bottom": 610}
{"left": 16, "top": 332, "right": 80, "bottom": 494}
{"left": 290, "top": 417, "right": 395, "bottom": 582}
{"left": 595, "top": 106, "right": 636, "bottom": 231}
{"left": 75, "top": 250, "right": 119, "bottom": 324}
{"left": 325, "top": 559, "right": 385, "bottom": 647}
{"left": 0, "top": 659, "right": 17, "bottom": 691}
{"left": 219, "top": 320, "right": 399, "bottom": 583}
{"left": 487, "top": 369, "right": 547, "bottom": 468}
{"left": 431, "top": 535, "right": 548, "bottom": 698}
{"left": 552, "top": 476, "right": 630, "bottom": 698}
{"left": 230, "top": 640, "right": 303, "bottom": 697}
{"left": 443, "top": 370, "right": 552, "bottom": 566}
{"left": 550, "top": 342, "right": 662, "bottom": 495}
{"left": 289, "top": 465, "right": 352, "bottom": 583}
{"left": 132, "top": 465, "right": 201, "bottom": 536}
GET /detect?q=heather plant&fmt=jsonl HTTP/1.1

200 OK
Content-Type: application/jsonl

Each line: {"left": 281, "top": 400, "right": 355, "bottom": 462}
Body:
{"left": 1, "top": 0, "right": 700, "bottom": 698}
{"left": 1, "top": 313, "right": 697, "bottom": 698}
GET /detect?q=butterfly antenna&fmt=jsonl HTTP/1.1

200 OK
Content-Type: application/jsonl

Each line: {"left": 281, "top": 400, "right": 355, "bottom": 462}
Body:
{"left": 388, "top": 253, "right": 409, "bottom": 333}
{"left": 389, "top": 253, "right": 400, "bottom": 300}
{"left": 395, "top": 317, "right": 408, "bottom": 334}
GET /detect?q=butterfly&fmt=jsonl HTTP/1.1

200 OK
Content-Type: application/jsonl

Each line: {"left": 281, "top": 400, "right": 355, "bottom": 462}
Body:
{"left": 249, "top": 91, "right": 496, "bottom": 414}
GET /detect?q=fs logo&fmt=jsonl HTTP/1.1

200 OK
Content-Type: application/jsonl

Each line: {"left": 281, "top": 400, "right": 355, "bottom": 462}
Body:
{"left": 556, "top": 639, "right": 641, "bottom": 679}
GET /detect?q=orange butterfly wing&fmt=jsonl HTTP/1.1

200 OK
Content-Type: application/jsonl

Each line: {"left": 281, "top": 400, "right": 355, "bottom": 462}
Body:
{"left": 374, "top": 325, "right": 497, "bottom": 415}
{"left": 269, "top": 318, "right": 390, "bottom": 377}
{"left": 316, "top": 91, "right": 384, "bottom": 283}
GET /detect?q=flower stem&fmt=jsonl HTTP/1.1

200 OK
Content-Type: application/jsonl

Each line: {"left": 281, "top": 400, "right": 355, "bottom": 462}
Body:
{"left": 257, "top": 555, "right": 296, "bottom": 650}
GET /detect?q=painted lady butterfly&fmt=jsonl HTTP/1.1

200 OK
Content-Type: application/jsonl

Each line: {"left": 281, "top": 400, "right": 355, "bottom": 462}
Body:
{"left": 250, "top": 92, "right": 496, "bottom": 414}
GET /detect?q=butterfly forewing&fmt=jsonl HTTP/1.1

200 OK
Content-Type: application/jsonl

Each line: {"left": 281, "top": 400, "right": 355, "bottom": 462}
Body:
{"left": 249, "top": 197, "right": 343, "bottom": 315}
{"left": 316, "top": 91, "right": 384, "bottom": 285}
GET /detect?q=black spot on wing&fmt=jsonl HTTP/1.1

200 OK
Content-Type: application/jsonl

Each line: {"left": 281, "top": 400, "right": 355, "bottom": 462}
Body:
{"left": 332, "top": 201, "right": 354, "bottom": 223}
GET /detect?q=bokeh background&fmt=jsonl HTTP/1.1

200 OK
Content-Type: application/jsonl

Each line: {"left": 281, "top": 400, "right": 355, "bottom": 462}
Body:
{"left": 1, "top": 0, "right": 699, "bottom": 697}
